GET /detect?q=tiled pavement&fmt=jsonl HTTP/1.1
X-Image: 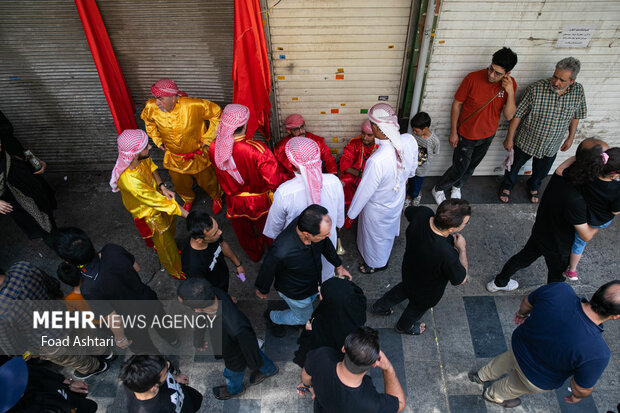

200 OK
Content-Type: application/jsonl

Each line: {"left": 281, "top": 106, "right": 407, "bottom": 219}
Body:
{"left": 1, "top": 173, "right": 618, "bottom": 412}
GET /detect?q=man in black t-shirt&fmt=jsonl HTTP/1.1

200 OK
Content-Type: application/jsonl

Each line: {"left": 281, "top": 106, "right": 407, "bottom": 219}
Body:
{"left": 181, "top": 211, "right": 245, "bottom": 293}
{"left": 120, "top": 355, "right": 203, "bottom": 413}
{"left": 371, "top": 200, "right": 469, "bottom": 335}
{"left": 488, "top": 173, "right": 594, "bottom": 292}
{"left": 298, "top": 327, "right": 405, "bottom": 413}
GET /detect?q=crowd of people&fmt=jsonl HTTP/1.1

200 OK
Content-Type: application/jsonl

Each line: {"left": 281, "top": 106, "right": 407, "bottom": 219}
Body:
{"left": 1, "top": 49, "right": 619, "bottom": 413}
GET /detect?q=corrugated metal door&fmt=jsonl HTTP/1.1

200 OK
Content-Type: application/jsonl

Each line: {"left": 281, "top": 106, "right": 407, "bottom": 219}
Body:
{"left": 265, "top": 0, "right": 414, "bottom": 155}
{"left": 420, "top": 0, "right": 620, "bottom": 176}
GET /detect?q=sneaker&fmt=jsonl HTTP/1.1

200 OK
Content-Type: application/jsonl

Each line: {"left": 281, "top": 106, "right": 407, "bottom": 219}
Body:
{"left": 74, "top": 361, "right": 108, "bottom": 380}
{"left": 97, "top": 351, "right": 117, "bottom": 363}
{"left": 403, "top": 198, "right": 412, "bottom": 210}
{"left": 563, "top": 267, "right": 578, "bottom": 281}
{"left": 451, "top": 186, "right": 461, "bottom": 199}
{"left": 413, "top": 195, "right": 422, "bottom": 206}
{"left": 486, "top": 279, "right": 519, "bottom": 293}
{"left": 468, "top": 371, "right": 485, "bottom": 385}
{"left": 263, "top": 310, "right": 286, "bottom": 338}
{"left": 213, "top": 384, "right": 245, "bottom": 400}
{"left": 249, "top": 365, "right": 279, "bottom": 386}
{"left": 431, "top": 187, "right": 446, "bottom": 205}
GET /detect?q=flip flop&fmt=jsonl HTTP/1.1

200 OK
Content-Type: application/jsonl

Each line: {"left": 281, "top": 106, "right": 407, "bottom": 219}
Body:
{"left": 498, "top": 188, "right": 511, "bottom": 203}
{"left": 359, "top": 263, "right": 388, "bottom": 274}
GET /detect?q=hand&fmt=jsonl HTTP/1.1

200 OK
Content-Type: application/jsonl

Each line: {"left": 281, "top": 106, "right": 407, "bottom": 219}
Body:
{"left": 115, "top": 336, "right": 132, "bottom": 349}
{"left": 560, "top": 138, "right": 573, "bottom": 152}
{"left": 69, "top": 380, "right": 89, "bottom": 394}
{"left": 180, "top": 207, "right": 189, "bottom": 218}
{"left": 161, "top": 186, "right": 176, "bottom": 200}
{"left": 501, "top": 75, "right": 514, "bottom": 95}
{"left": 159, "top": 144, "right": 166, "bottom": 151}
{"left": 564, "top": 394, "right": 582, "bottom": 404}
{"left": 196, "top": 341, "right": 209, "bottom": 351}
{"left": 343, "top": 217, "right": 354, "bottom": 229}
{"left": 453, "top": 233, "right": 466, "bottom": 251}
{"left": 514, "top": 311, "right": 528, "bottom": 325}
{"left": 296, "top": 382, "right": 315, "bottom": 399}
{"left": 173, "top": 373, "right": 190, "bottom": 385}
{"left": 0, "top": 200, "right": 13, "bottom": 214}
{"left": 449, "top": 131, "right": 459, "bottom": 148}
{"left": 503, "top": 137, "right": 514, "bottom": 152}
{"left": 305, "top": 319, "right": 313, "bottom": 331}
{"left": 255, "top": 289, "right": 268, "bottom": 299}
{"left": 335, "top": 266, "right": 352, "bottom": 281}
{"left": 373, "top": 350, "right": 394, "bottom": 371}
{"left": 236, "top": 265, "right": 246, "bottom": 275}
{"left": 33, "top": 159, "right": 47, "bottom": 174}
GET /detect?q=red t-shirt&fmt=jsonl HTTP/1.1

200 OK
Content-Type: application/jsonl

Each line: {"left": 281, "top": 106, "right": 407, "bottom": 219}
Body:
{"left": 454, "top": 69, "right": 516, "bottom": 140}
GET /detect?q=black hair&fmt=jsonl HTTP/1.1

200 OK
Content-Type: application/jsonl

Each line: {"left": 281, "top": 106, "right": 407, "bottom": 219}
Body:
{"left": 297, "top": 204, "right": 328, "bottom": 236}
{"left": 435, "top": 199, "right": 471, "bottom": 230}
{"left": 492, "top": 47, "right": 518, "bottom": 73}
{"left": 52, "top": 227, "right": 95, "bottom": 266}
{"left": 186, "top": 210, "right": 214, "bottom": 240}
{"left": 177, "top": 278, "right": 215, "bottom": 308}
{"left": 590, "top": 280, "right": 620, "bottom": 317}
{"left": 119, "top": 355, "right": 167, "bottom": 393}
{"left": 234, "top": 125, "right": 245, "bottom": 135}
{"left": 343, "top": 327, "right": 380, "bottom": 374}
{"left": 602, "top": 147, "right": 620, "bottom": 177}
{"left": 410, "top": 112, "right": 431, "bottom": 130}
{"left": 564, "top": 144, "right": 605, "bottom": 186}
{"left": 57, "top": 262, "right": 81, "bottom": 287}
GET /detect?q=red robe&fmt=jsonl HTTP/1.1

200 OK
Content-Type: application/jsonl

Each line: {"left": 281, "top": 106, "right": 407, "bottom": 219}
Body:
{"left": 209, "top": 136, "right": 284, "bottom": 261}
{"left": 339, "top": 136, "right": 377, "bottom": 208}
{"left": 274, "top": 132, "right": 338, "bottom": 180}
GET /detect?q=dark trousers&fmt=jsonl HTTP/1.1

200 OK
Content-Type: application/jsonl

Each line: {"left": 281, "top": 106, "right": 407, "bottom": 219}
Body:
{"left": 502, "top": 145, "right": 557, "bottom": 192}
{"left": 435, "top": 134, "right": 494, "bottom": 191}
{"left": 407, "top": 176, "right": 425, "bottom": 198}
{"left": 374, "top": 282, "right": 429, "bottom": 331}
{"left": 125, "top": 301, "right": 178, "bottom": 355}
{"left": 494, "top": 237, "right": 568, "bottom": 286}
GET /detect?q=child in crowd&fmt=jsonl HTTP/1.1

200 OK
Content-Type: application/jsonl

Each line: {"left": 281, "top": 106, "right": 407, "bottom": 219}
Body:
{"left": 120, "top": 355, "right": 203, "bottom": 413}
{"left": 57, "top": 262, "right": 95, "bottom": 316}
{"left": 405, "top": 112, "right": 440, "bottom": 207}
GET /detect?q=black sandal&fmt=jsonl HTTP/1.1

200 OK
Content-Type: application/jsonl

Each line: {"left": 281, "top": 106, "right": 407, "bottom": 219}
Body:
{"left": 529, "top": 190, "right": 539, "bottom": 203}
{"left": 498, "top": 188, "right": 511, "bottom": 203}
{"left": 359, "top": 263, "right": 388, "bottom": 274}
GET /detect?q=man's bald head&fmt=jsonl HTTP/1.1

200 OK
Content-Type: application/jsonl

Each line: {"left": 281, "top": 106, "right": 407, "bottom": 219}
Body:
{"left": 578, "top": 138, "right": 609, "bottom": 151}
{"left": 590, "top": 280, "right": 620, "bottom": 318}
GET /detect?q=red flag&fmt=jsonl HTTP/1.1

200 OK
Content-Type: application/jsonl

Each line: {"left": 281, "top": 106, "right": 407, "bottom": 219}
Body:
{"left": 233, "top": 0, "right": 272, "bottom": 140}
{"left": 75, "top": 0, "right": 136, "bottom": 134}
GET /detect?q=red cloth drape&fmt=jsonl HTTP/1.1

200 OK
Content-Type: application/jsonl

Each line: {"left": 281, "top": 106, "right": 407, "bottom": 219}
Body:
{"left": 75, "top": 0, "right": 136, "bottom": 134}
{"left": 233, "top": 0, "right": 272, "bottom": 140}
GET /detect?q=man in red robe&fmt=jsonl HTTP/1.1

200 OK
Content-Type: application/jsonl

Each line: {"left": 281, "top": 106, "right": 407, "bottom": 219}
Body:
{"left": 339, "top": 120, "right": 377, "bottom": 209}
{"left": 209, "top": 104, "right": 284, "bottom": 262}
{"left": 273, "top": 114, "right": 337, "bottom": 181}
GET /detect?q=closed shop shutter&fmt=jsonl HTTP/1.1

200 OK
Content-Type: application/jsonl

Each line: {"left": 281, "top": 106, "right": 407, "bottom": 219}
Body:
{"left": 265, "top": 0, "right": 414, "bottom": 156}
{"left": 420, "top": 0, "right": 620, "bottom": 176}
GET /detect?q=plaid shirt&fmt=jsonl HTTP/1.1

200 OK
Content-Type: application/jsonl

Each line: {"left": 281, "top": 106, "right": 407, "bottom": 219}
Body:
{"left": 514, "top": 78, "right": 587, "bottom": 158}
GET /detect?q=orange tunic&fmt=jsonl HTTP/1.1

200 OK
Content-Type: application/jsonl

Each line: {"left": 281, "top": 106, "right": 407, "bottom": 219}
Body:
{"left": 141, "top": 96, "right": 221, "bottom": 174}
{"left": 274, "top": 132, "right": 338, "bottom": 180}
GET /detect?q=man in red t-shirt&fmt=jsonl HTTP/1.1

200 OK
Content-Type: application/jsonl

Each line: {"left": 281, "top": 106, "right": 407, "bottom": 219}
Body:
{"left": 432, "top": 48, "right": 518, "bottom": 204}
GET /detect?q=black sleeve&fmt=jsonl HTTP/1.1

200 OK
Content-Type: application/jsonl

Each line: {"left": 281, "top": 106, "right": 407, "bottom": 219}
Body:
{"left": 565, "top": 194, "right": 587, "bottom": 226}
{"left": 255, "top": 247, "right": 282, "bottom": 294}
{"left": 443, "top": 249, "right": 466, "bottom": 286}
{"left": 236, "top": 328, "right": 263, "bottom": 371}
{"left": 321, "top": 238, "right": 342, "bottom": 268}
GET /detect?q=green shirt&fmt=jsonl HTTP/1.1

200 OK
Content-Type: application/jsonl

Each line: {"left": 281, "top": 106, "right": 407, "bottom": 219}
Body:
{"left": 514, "top": 78, "right": 587, "bottom": 158}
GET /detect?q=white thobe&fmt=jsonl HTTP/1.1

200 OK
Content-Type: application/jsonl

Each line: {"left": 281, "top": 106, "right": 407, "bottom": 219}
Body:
{"left": 263, "top": 173, "right": 345, "bottom": 281}
{"left": 348, "top": 134, "right": 418, "bottom": 268}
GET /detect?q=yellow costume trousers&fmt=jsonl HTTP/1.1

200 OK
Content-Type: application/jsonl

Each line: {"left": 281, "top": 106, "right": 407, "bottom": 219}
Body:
{"left": 169, "top": 167, "right": 222, "bottom": 204}
{"left": 152, "top": 216, "right": 183, "bottom": 279}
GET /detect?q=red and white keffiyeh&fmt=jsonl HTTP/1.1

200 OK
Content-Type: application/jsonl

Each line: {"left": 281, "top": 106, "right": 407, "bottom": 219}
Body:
{"left": 285, "top": 137, "right": 323, "bottom": 204}
{"left": 214, "top": 104, "right": 250, "bottom": 184}
{"left": 368, "top": 103, "right": 404, "bottom": 191}
{"left": 284, "top": 113, "right": 305, "bottom": 130}
{"left": 361, "top": 119, "right": 372, "bottom": 134}
{"left": 110, "top": 129, "right": 149, "bottom": 192}
{"left": 150, "top": 78, "right": 188, "bottom": 97}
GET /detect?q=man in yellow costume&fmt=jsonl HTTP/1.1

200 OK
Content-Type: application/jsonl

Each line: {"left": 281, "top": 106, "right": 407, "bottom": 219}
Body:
{"left": 110, "top": 129, "right": 188, "bottom": 279}
{"left": 141, "top": 78, "right": 223, "bottom": 214}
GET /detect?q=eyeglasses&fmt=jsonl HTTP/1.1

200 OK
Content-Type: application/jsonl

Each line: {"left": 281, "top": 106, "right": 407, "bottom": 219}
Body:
{"left": 487, "top": 66, "right": 506, "bottom": 77}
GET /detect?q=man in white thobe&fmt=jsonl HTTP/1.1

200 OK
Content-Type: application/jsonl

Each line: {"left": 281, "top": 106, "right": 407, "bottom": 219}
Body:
{"left": 264, "top": 137, "right": 345, "bottom": 281}
{"left": 348, "top": 103, "right": 418, "bottom": 273}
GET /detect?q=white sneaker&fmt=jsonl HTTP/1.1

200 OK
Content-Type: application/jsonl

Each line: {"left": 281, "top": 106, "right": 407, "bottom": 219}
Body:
{"left": 403, "top": 198, "right": 412, "bottom": 208}
{"left": 486, "top": 279, "right": 519, "bottom": 293}
{"left": 451, "top": 186, "right": 461, "bottom": 199}
{"left": 413, "top": 195, "right": 422, "bottom": 206}
{"left": 431, "top": 187, "right": 446, "bottom": 205}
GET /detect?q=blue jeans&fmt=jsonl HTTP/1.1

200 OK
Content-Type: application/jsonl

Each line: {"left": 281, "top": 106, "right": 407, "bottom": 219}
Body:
{"left": 270, "top": 292, "right": 318, "bottom": 325}
{"left": 502, "top": 145, "right": 557, "bottom": 192}
{"left": 571, "top": 219, "right": 613, "bottom": 254}
{"left": 407, "top": 176, "right": 425, "bottom": 198}
{"left": 223, "top": 350, "right": 277, "bottom": 394}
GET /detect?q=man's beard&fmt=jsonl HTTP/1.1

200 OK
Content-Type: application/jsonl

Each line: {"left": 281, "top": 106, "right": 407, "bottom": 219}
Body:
{"left": 137, "top": 154, "right": 150, "bottom": 161}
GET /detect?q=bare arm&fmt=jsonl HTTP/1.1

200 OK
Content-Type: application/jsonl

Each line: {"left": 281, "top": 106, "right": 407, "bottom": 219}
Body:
{"left": 503, "top": 117, "right": 522, "bottom": 151}
{"left": 574, "top": 223, "right": 598, "bottom": 243}
{"left": 343, "top": 167, "right": 360, "bottom": 177}
{"left": 560, "top": 119, "right": 580, "bottom": 152}
{"left": 453, "top": 233, "right": 468, "bottom": 280}
{"left": 105, "top": 311, "right": 132, "bottom": 349}
{"left": 555, "top": 156, "right": 575, "bottom": 176}
{"left": 514, "top": 295, "right": 533, "bottom": 324}
{"left": 565, "top": 377, "right": 593, "bottom": 403}
{"left": 375, "top": 351, "right": 406, "bottom": 412}
{"left": 501, "top": 75, "right": 516, "bottom": 120}
{"left": 221, "top": 241, "right": 245, "bottom": 275}
{"left": 449, "top": 100, "right": 464, "bottom": 148}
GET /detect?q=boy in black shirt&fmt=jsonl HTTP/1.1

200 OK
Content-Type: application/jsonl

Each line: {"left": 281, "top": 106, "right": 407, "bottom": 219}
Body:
{"left": 120, "top": 355, "right": 203, "bottom": 413}
{"left": 181, "top": 211, "right": 245, "bottom": 293}
{"left": 298, "top": 327, "right": 405, "bottom": 413}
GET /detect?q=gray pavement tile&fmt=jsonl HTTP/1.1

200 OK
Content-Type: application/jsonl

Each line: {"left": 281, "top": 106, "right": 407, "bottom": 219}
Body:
{"left": 405, "top": 360, "right": 449, "bottom": 413}
{"left": 463, "top": 296, "right": 508, "bottom": 358}
{"left": 448, "top": 394, "right": 488, "bottom": 413}
{"left": 258, "top": 362, "right": 313, "bottom": 413}
{"left": 368, "top": 328, "right": 407, "bottom": 396}
{"left": 264, "top": 327, "right": 301, "bottom": 363}
{"left": 223, "top": 399, "right": 261, "bottom": 413}
{"left": 555, "top": 378, "right": 599, "bottom": 413}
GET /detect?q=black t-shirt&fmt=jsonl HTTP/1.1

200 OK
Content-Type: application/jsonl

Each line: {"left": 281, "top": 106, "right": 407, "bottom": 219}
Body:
{"left": 181, "top": 236, "right": 230, "bottom": 292}
{"left": 305, "top": 347, "right": 399, "bottom": 413}
{"left": 402, "top": 206, "right": 466, "bottom": 307}
{"left": 125, "top": 373, "right": 202, "bottom": 413}
{"left": 80, "top": 244, "right": 157, "bottom": 317}
{"left": 582, "top": 178, "right": 620, "bottom": 226}
{"left": 532, "top": 174, "right": 587, "bottom": 254}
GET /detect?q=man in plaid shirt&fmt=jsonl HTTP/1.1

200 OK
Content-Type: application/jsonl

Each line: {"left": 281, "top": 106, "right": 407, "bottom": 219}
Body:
{"left": 500, "top": 57, "right": 587, "bottom": 203}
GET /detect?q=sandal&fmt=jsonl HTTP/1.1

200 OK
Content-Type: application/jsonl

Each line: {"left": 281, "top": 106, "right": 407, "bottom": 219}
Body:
{"left": 396, "top": 322, "right": 426, "bottom": 335}
{"left": 528, "top": 190, "right": 539, "bottom": 203}
{"left": 359, "top": 263, "right": 388, "bottom": 274}
{"left": 498, "top": 188, "right": 511, "bottom": 203}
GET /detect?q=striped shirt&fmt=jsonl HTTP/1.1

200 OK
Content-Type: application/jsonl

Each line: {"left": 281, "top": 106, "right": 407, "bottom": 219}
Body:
{"left": 514, "top": 79, "right": 587, "bottom": 158}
